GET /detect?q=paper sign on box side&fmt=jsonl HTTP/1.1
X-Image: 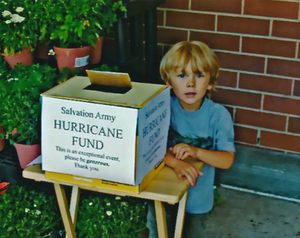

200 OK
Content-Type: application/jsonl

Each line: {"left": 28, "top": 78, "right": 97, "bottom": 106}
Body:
{"left": 41, "top": 75, "right": 170, "bottom": 185}
{"left": 45, "top": 160, "right": 165, "bottom": 194}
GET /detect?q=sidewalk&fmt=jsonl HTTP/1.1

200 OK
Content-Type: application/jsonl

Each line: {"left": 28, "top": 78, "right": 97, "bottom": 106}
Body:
{"left": 205, "top": 187, "right": 300, "bottom": 238}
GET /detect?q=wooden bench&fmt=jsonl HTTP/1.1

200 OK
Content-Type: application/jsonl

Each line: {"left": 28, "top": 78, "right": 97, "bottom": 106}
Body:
{"left": 23, "top": 160, "right": 203, "bottom": 238}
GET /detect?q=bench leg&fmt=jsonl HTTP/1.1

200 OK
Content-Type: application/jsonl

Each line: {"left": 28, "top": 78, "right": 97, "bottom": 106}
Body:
{"left": 66, "top": 186, "right": 80, "bottom": 238}
{"left": 54, "top": 183, "right": 76, "bottom": 238}
{"left": 155, "top": 200, "right": 168, "bottom": 238}
{"left": 174, "top": 192, "right": 188, "bottom": 238}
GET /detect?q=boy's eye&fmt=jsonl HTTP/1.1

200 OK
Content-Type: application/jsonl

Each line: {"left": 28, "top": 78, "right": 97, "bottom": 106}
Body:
{"left": 177, "top": 74, "right": 186, "bottom": 79}
{"left": 196, "top": 74, "right": 204, "bottom": 79}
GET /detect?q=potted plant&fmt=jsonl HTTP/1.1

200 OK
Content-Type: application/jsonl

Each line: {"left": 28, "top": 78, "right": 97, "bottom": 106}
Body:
{"left": 0, "top": 0, "right": 41, "bottom": 68}
{"left": 40, "top": 0, "right": 126, "bottom": 70}
{"left": 88, "top": 0, "right": 126, "bottom": 65}
{"left": 2, "top": 63, "right": 57, "bottom": 169}
{"left": 0, "top": 55, "right": 11, "bottom": 151}
{"left": 0, "top": 54, "right": 11, "bottom": 79}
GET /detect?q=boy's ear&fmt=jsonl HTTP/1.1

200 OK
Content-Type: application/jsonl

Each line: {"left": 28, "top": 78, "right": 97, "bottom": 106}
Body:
{"left": 207, "top": 84, "right": 213, "bottom": 90}
{"left": 166, "top": 80, "right": 172, "bottom": 87}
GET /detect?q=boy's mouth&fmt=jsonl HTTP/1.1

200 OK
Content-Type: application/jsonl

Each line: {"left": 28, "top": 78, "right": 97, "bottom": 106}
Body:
{"left": 185, "top": 92, "right": 196, "bottom": 97}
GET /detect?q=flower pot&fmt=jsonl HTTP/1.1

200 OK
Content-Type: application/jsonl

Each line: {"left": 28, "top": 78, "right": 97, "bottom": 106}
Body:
{"left": 54, "top": 46, "right": 90, "bottom": 72}
{"left": 89, "top": 36, "right": 104, "bottom": 65}
{"left": 0, "top": 126, "right": 5, "bottom": 152}
{"left": 2, "top": 48, "right": 34, "bottom": 69}
{"left": 14, "top": 143, "right": 41, "bottom": 169}
{"left": 0, "top": 182, "right": 11, "bottom": 195}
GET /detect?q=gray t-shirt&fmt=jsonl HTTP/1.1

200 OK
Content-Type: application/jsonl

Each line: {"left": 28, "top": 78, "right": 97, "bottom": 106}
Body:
{"left": 168, "top": 96, "right": 235, "bottom": 214}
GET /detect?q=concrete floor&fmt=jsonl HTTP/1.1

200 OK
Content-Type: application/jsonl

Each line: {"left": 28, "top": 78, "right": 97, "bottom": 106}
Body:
{"left": 205, "top": 187, "right": 300, "bottom": 238}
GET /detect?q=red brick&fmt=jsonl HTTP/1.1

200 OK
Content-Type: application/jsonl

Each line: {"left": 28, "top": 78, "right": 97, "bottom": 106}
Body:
{"left": 212, "top": 88, "right": 261, "bottom": 109}
{"left": 242, "top": 37, "right": 296, "bottom": 58}
{"left": 218, "top": 16, "right": 270, "bottom": 36}
{"left": 260, "top": 131, "right": 300, "bottom": 152}
{"left": 160, "top": 0, "right": 189, "bottom": 9}
{"left": 157, "top": 27, "right": 188, "bottom": 44}
{"left": 234, "top": 126, "right": 258, "bottom": 144}
{"left": 288, "top": 117, "right": 300, "bottom": 134}
{"left": 244, "top": 0, "right": 299, "bottom": 20}
{"left": 264, "top": 95, "right": 300, "bottom": 115}
{"left": 267, "top": 59, "right": 300, "bottom": 78}
{"left": 272, "top": 21, "right": 300, "bottom": 40}
{"left": 166, "top": 11, "right": 215, "bottom": 31}
{"left": 191, "top": 0, "right": 242, "bottom": 14}
{"left": 235, "top": 109, "right": 286, "bottom": 131}
{"left": 294, "top": 80, "right": 300, "bottom": 96}
{"left": 157, "top": 10, "right": 164, "bottom": 26}
{"left": 190, "top": 31, "right": 239, "bottom": 51}
{"left": 217, "top": 71, "right": 237, "bottom": 87}
{"left": 239, "top": 73, "right": 292, "bottom": 95}
{"left": 216, "top": 52, "right": 265, "bottom": 73}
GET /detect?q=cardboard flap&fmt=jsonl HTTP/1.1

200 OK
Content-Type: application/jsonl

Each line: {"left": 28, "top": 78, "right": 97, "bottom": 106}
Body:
{"left": 41, "top": 76, "right": 168, "bottom": 108}
{"left": 86, "top": 70, "right": 132, "bottom": 88}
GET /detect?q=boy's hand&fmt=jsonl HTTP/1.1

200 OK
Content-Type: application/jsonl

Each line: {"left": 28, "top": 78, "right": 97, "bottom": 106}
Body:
{"left": 173, "top": 160, "right": 203, "bottom": 187}
{"left": 170, "top": 143, "right": 198, "bottom": 160}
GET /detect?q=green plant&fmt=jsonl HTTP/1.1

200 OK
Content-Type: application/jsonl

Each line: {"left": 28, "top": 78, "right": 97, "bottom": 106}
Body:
{"left": 41, "top": 0, "right": 126, "bottom": 48}
{"left": 0, "top": 55, "right": 10, "bottom": 80}
{"left": 71, "top": 63, "right": 119, "bottom": 76}
{"left": 0, "top": 182, "right": 63, "bottom": 237}
{"left": 0, "top": 80, "right": 9, "bottom": 133}
{"left": 0, "top": 56, "right": 11, "bottom": 134}
{"left": 0, "top": 0, "right": 42, "bottom": 55}
{"left": 210, "top": 185, "right": 224, "bottom": 214}
{"left": 1, "top": 63, "right": 58, "bottom": 145}
{"left": 76, "top": 192, "right": 148, "bottom": 238}
{"left": 92, "top": 63, "right": 119, "bottom": 72}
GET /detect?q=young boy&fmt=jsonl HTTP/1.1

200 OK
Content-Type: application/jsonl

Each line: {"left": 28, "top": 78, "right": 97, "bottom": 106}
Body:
{"left": 146, "top": 41, "right": 235, "bottom": 238}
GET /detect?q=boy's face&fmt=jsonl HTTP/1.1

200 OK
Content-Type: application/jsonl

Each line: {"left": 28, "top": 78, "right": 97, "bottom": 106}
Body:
{"left": 168, "top": 62, "right": 212, "bottom": 111}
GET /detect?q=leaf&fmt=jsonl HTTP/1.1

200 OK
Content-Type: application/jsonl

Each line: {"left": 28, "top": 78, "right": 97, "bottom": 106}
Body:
{"left": 55, "top": 13, "right": 63, "bottom": 21}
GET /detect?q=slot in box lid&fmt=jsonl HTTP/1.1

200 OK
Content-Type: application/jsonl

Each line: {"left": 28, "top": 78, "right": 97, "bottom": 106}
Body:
{"left": 41, "top": 71, "right": 167, "bottom": 108}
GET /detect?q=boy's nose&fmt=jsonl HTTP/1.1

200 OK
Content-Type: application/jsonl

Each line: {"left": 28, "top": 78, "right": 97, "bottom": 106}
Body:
{"left": 187, "top": 77, "right": 195, "bottom": 87}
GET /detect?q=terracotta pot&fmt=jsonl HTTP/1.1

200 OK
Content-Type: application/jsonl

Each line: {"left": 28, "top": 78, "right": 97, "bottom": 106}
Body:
{"left": 3, "top": 48, "right": 34, "bottom": 69}
{"left": 35, "top": 41, "right": 50, "bottom": 61}
{"left": 14, "top": 143, "right": 41, "bottom": 169}
{"left": 54, "top": 46, "right": 90, "bottom": 72}
{"left": 89, "top": 36, "right": 104, "bottom": 65}
{"left": 0, "top": 182, "right": 11, "bottom": 195}
{"left": 0, "top": 126, "right": 5, "bottom": 152}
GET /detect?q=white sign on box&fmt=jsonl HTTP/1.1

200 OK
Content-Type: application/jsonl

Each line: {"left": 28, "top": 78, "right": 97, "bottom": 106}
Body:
{"left": 42, "top": 97, "right": 138, "bottom": 184}
{"left": 41, "top": 75, "right": 170, "bottom": 185}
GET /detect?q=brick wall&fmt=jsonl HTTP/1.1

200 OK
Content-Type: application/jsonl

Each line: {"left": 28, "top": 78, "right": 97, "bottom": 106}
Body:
{"left": 157, "top": 0, "right": 300, "bottom": 154}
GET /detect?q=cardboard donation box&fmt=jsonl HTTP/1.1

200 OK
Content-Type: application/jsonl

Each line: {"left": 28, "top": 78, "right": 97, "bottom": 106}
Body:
{"left": 41, "top": 71, "right": 170, "bottom": 190}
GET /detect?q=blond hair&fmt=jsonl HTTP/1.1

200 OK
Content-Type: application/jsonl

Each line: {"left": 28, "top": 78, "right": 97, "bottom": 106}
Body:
{"left": 160, "top": 41, "right": 220, "bottom": 90}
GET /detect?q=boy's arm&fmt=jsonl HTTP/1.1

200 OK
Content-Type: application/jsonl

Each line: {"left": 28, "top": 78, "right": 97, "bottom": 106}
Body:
{"left": 164, "top": 150, "right": 203, "bottom": 187}
{"left": 196, "top": 148, "right": 234, "bottom": 169}
{"left": 170, "top": 143, "right": 235, "bottom": 169}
